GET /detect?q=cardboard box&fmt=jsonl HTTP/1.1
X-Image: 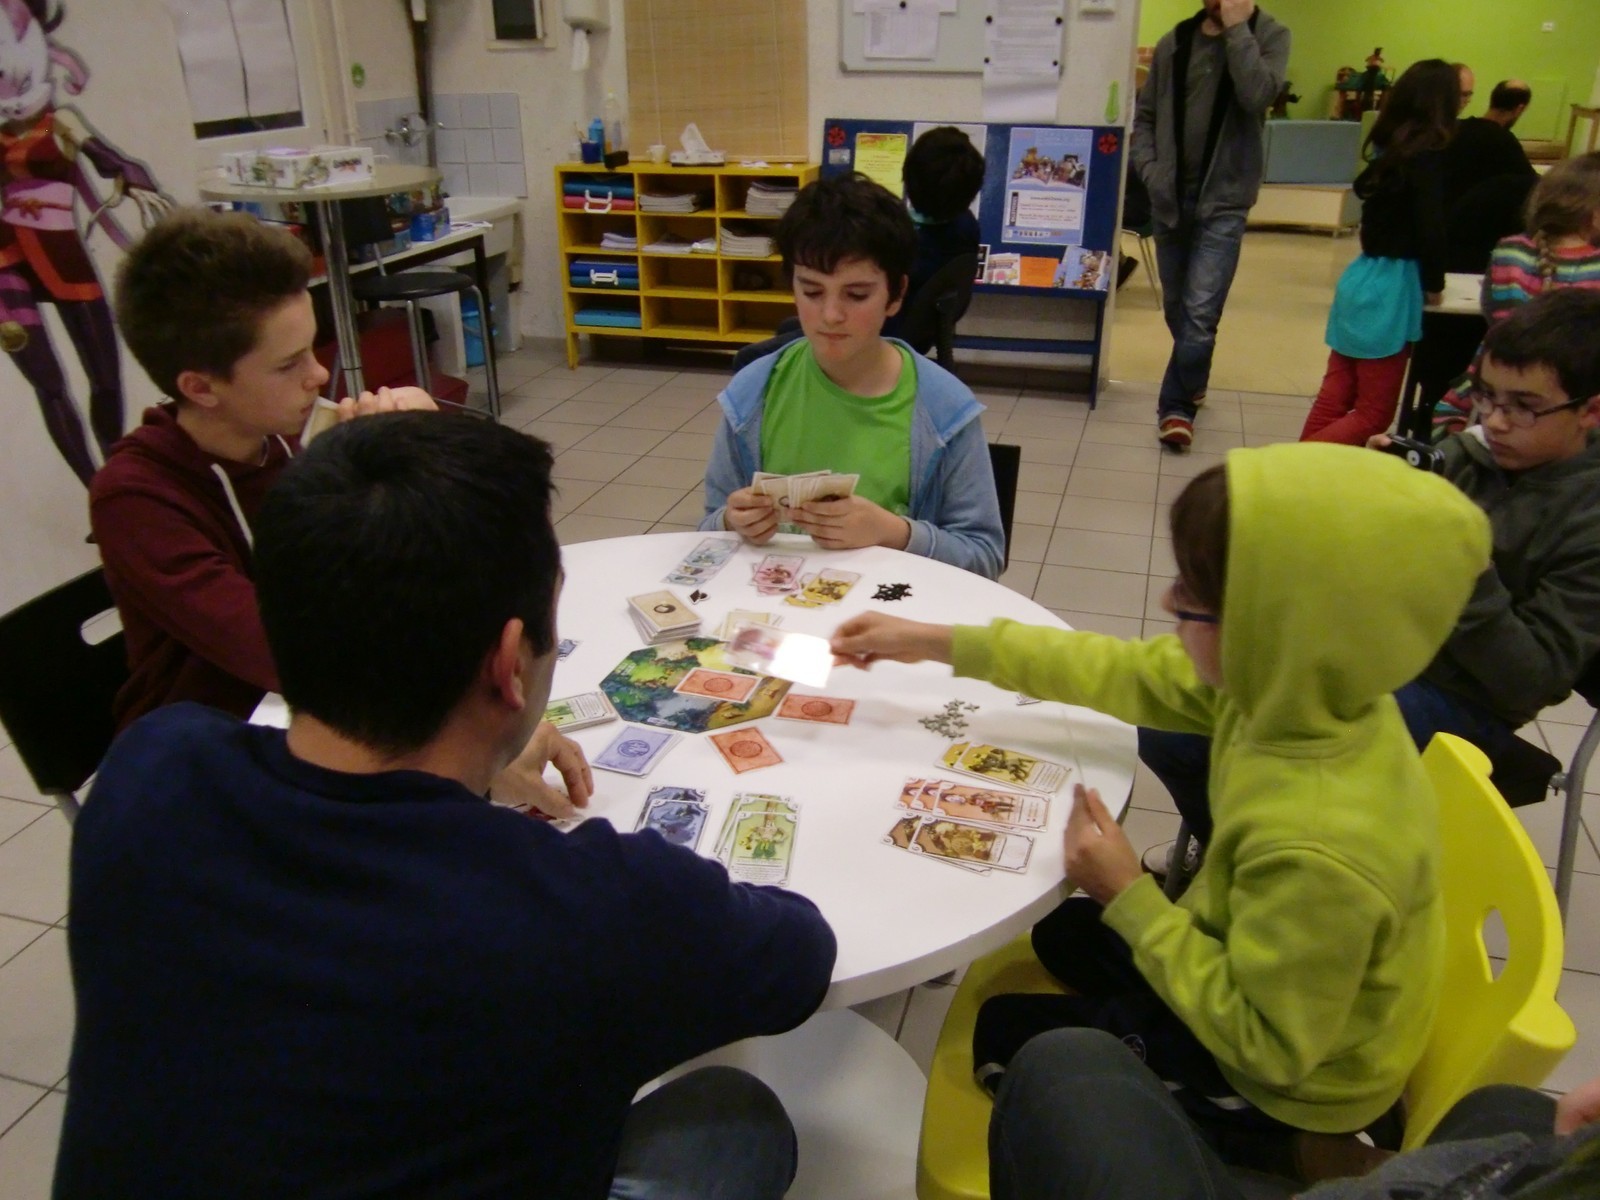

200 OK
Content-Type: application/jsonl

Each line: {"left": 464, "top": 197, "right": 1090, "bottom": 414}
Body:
{"left": 221, "top": 145, "right": 375, "bottom": 190}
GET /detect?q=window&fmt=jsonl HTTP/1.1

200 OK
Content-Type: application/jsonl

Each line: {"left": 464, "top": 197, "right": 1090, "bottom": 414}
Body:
{"left": 487, "top": 0, "right": 547, "bottom": 45}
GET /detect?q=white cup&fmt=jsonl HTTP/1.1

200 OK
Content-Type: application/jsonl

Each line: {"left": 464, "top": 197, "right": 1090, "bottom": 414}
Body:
{"left": 648, "top": 144, "right": 667, "bottom": 164}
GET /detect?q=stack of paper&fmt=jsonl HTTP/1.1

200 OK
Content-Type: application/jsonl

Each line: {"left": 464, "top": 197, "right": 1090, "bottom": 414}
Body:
{"left": 745, "top": 182, "right": 799, "bottom": 216}
{"left": 626, "top": 590, "right": 701, "bottom": 646}
{"left": 720, "top": 223, "right": 776, "bottom": 258}
{"left": 599, "top": 231, "right": 638, "bottom": 251}
{"left": 644, "top": 233, "right": 718, "bottom": 255}
{"left": 639, "top": 190, "right": 711, "bottom": 213}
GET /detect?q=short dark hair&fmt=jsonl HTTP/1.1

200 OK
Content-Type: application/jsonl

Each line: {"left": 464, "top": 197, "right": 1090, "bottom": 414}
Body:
{"left": 254, "top": 414, "right": 561, "bottom": 755}
{"left": 1481, "top": 289, "right": 1600, "bottom": 403}
{"left": 115, "top": 207, "right": 312, "bottom": 400}
{"left": 903, "top": 127, "right": 985, "bottom": 222}
{"left": 1170, "top": 464, "right": 1229, "bottom": 614}
{"left": 776, "top": 174, "right": 918, "bottom": 300}
{"left": 1489, "top": 81, "right": 1532, "bottom": 111}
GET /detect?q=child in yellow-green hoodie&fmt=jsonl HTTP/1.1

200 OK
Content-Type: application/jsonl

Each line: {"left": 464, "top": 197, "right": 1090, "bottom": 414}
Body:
{"left": 830, "top": 442, "right": 1492, "bottom": 1178}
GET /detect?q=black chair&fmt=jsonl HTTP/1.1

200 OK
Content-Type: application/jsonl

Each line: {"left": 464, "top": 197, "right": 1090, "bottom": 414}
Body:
{"left": 0, "top": 569, "right": 127, "bottom": 823}
{"left": 898, "top": 252, "right": 979, "bottom": 370}
{"left": 987, "top": 441, "right": 1021, "bottom": 574}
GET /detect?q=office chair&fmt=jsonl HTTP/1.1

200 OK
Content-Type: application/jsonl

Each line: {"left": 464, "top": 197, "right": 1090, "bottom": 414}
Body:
{"left": 986, "top": 442, "right": 1020, "bottom": 574}
{"left": 898, "top": 252, "right": 980, "bottom": 371}
{"left": 0, "top": 569, "right": 128, "bottom": 823}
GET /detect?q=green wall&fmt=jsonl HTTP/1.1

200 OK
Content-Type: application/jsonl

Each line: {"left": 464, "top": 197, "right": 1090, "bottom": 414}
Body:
{"left": 1135, "top": 0, "right": 1600, "bottom": 139}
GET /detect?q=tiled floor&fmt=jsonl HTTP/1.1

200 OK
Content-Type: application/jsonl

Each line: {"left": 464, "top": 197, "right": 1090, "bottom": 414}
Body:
{"left": 3, "top": 259, "right": 1599, "bottom": 1190}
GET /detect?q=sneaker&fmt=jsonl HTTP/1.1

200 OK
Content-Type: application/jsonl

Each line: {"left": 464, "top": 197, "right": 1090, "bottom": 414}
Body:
{"left": 1141, "top": 840, "right": 1176, "bottom": 883}
{"left": 1158, "top": 415, "right": 1193, "bottom": 450}
{"left": 1191, "top": 391, "right": 1207, "bottom": 410}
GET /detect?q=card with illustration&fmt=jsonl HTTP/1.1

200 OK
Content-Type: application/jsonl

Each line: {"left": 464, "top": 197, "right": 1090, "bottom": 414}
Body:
{"left": 775, "top": 694, "right": 855, "bottom": 725}
{"left": 543, "top": 690, "right": 617, "bottom": 732}
{"left": 593, "top": 725, "right": 680, "bottom": 776}
{"left": 715, "top": 609, "right": 779, "bottom": 641}
{"left": 941, "top": 741, "right": 1069, "bottom": 794}
{"left": 672, "top": 667, "right": 760, "bottom": 703}
{"left": 557, "top": 638, "right": 580, "bottom": 660}
{"left": 751, "top": 554, "right": 805, "bottom": 596}
{"left": 724, "top": 622, "right": 833, "bottom": 687}
{"left": 664, "top": 537, "right": 739, "bottom": 586}
{"left": 708, "top": 726, "right": 784, "bottom": 774}
{"left": 634, "top": 786, "right": 709, "bottom": 849}
{"left": 907, "top": 816, "right": 1034, "bottom": 872}
{"left": 720, "top": 795, "right": 801, "bottom": 886}
{"left": 714, "top": 791, "right": 791, "bottom": 858}
{"left": 896, "top": 776, "right": 1048, "bottom": 830}
{"left": 882, "top": 812, "right": 989, "bottom": 874}
{"left": 785, "top": 568, "right": 863, "bottom": 609}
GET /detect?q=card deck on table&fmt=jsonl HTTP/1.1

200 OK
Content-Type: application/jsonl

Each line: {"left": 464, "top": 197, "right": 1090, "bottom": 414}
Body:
{"left": 751, "top": 554, "right": 806, "bottom": 597}
{"left": 888, "top": 814, "right": 1035, "bottom": 872}
{"left": 715, "top": 609, "right": 779, "bottom": 641}
{"left": 673, "top": 667, "right": 760, "bottom": 703}
{"left": 724, "top": 621, "right": 833, "bottom": 687}
{"left": 717, "top": 794, "right": 801, "bottom": 886}
{"left": 663, "top": 537, "right": 739, "bottom": 587}
{"left": 941, "top": 741, "right": 1070, "bottom": 794}
{"left": 557, "top": 639, "right": 580, "bottom": 660}
{"left": 593, "top": 725, "right": 680, "bottom": 776}
{"left": 626, "top": 589, "right": 700, "bottom": 645}
{"left": 784, "top": 568, "right": 863, "bottom": 609}
{"left": 543, "top": 690, "right": 617, "bottom": 732}
{"left": 708, "top": 726, "right": 784, "bottom": 774}
{"left": 775, "top": 694, "right": 855, "bottom": 725}
{"left": 634, "top": 786, "right": 710, "bottom": 849}
{"left": 897, "top": 776, "right": 1048, "bottom": 830}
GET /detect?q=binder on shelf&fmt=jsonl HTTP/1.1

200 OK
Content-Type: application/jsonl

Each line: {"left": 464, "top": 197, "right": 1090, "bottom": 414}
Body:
{"left": 562, "top": 178, "right": 635, "bottom": 199}
{"left": 574, "top": 308, "right": 643, "bottom": 328}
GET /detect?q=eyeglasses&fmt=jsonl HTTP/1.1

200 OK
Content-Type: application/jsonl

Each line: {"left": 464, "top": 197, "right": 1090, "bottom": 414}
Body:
{"left": 1468, "top": 385, "right": 1591, "bottom": 428}
{"left": 1169, "top": 579, "right": 1220, "bottom": 625}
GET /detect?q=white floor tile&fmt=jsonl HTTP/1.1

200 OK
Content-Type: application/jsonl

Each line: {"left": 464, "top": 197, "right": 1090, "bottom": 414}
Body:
{"left": 851, "top": 990, "right": 910, "bottom": 1041}
{"left": 0, "top": 816, "right": 68, "bottom": 924}
{"left": 1129, "top": 762, "right": 1178, "bottom": 815}
{"left": 0, "top": 917, "right": 50, "bottom": 969}
{"left": 1005, "top": 523, "right": 1052, "bottom": 565}
{"left": 1034, "top": 565, "right": 1148, "bottom": 618}
{"left": 613, "top": 457, "right": 707, "bottom": 490}
{"left": 551, "top": 449, "right": 639, "bottom": 483}
{"left": 650, "top": 431, "right": 715, "bottom": 461}
{"left": 517, "top": 419, "right": 598, "bottom": 452}
{"left": 1120, "top": 806, "right": 1181, "bottom": 857}
{"left": 1065, "top": 467, "right": 1160, "bottom": 504}
{"left": 1514, "top": 794, "right": 1600, "bottom": 876}
{"left": 553, "top": 514, "right": 653, "bottom": 544}
{"left": 570, "top": 425, "right": 671, "bottom": 457}
{"left": 1047, "top": 609, "right": 1144, "bottom": 639}
{"left": 0, "top": 1090, "right": 65, "bottom": 1200}
{"left": 1042, "top": 529, "right": 1151, "bottom": 574}
{"left": 0, "top": 799, "right": 47, "bottom": 845}
{"left": 1549, "top": 969, "right": 1600, "bottom": 1094}
{"left": 997, "top": 560, "right": 1040, "bottom": 598}
{"left": 1053, "top": 497, "right": 1157, "bottom": 538}
{"left": 0, "top": 746, "right": 49, "bottom": 807}
{"left": 0, "top": 1075, "right": 48, "bottom": 1137}
{"left": 1543, "top": 693, "right": 1597, "bottom": 728}
{"left": 0, "top": 930, "right": 73, "bottom": 1087}
{"left": 572, "top": 483, "right": 686, "bottom": 523}
{"left": 1558, "top": 872, "right": 1600, "bottom": 974}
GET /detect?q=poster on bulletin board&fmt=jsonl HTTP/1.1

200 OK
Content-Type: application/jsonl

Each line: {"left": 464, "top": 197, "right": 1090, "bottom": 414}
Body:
{"left": 820, "top": 117, "right": 1124, "bottom": 299}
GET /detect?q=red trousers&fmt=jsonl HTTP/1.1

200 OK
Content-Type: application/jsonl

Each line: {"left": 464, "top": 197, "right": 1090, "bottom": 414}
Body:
{"left": 1300, "top": 347, "right": 1412, "bottom": 446}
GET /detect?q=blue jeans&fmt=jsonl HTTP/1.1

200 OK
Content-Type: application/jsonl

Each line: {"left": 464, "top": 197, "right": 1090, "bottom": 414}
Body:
{"left": 1136, "top": 679, "right": 1522, "bottom": 847}
{"left": 609, "top": 1066, "right": 797, "bottom": 1199}
{"left": 1155, "top": 210, "right": 1248, "bottom": 422}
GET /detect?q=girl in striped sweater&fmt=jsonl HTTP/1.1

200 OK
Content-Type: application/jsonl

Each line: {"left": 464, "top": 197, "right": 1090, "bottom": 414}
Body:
{"left": 1432, "top": 152, "right": 1600, "bottom": 438}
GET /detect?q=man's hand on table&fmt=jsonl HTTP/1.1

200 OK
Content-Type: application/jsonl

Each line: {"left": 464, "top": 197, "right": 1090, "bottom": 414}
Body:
{"left": 491, "top": 721, "right": 594, "bottom": 819}
{"left": 337, "top": 386, "right": 441, "bottom": 421}
{"left": 787, "top": 495, "right": 911, "bottom": 552}
{"left": 725, "top": 487, "right": 779, "bottom": 544}
{"left": 830, "top": 612, "right": 954, "bottom": 668}
{"left": 1063, "top": 783, "right": 1142, "bottom": 905}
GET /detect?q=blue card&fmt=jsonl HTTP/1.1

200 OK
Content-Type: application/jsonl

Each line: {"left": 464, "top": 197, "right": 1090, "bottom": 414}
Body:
{"left": 593, "top": 725, "right": 680, "bottom": 776}
{"left": 634, "top": 786, "right": 709, "bottom": 849}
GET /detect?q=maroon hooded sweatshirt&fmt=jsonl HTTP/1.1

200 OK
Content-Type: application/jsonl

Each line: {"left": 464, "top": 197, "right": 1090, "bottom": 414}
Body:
{"left": 89, "top": 406, "right": 294, "bottom": 729}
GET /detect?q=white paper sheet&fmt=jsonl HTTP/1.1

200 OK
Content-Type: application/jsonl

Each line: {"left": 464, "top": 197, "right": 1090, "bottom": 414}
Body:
{"left": 163, "top": 0, "right": 302, "bottom": 124}
{"left": 863, "top": 0, "right": 941, "bottom": 60}
{"left": 982, "top": 70, "right": 1060, "bottom": 122}
{"left": 985, "top": 15, "right": 1062, "bottom": 74}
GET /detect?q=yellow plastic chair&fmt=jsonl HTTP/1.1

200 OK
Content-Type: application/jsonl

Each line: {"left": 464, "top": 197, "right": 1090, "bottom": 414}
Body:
{"left": 913, "top": 733, "right": 1575, "bottom": 1197}
{"left": 1401, "top": 733, "right": 1576, "bottom": 1147}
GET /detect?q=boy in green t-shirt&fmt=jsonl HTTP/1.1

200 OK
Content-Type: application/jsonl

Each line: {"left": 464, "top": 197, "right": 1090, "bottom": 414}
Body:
{"left": 699, "top": 174, "right": 1005, "bottom": 579}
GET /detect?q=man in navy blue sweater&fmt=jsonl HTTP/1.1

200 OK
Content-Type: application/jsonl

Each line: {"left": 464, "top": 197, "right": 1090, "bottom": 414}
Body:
{"left": 54, "top": 413, "right": 838, "bottom": 1199}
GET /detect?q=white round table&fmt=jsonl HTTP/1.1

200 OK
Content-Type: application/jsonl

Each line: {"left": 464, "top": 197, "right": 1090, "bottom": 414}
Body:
{"left": 555, "top": 532, "right": 1138, "bottom": 1008}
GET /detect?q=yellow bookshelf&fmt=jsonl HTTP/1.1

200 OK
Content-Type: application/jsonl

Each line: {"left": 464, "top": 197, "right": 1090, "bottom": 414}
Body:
{"left": 555, "top": 161, "right": 817, "bottom": 367}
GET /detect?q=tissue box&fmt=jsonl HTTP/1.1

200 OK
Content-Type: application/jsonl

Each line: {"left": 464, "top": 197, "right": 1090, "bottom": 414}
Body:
{"left": 669, "top": 150, "right": 725, "bottom": 166}
{"left": 229, "top": 145, "right": 374, "bottom": 190}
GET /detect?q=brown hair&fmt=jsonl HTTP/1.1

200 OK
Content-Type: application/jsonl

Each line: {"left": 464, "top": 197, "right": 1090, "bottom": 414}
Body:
{"left": 114, "top": 207, "right": 313, "bottom": 400}
{"left": 1169, "top": 464, "right": 1229, "bottom": 614}
{"left": 1361, "top": 59, "right": 1459, "bottom": 191}
{"left": 1524, "top": 151, "right": 1600, "bottom": 282}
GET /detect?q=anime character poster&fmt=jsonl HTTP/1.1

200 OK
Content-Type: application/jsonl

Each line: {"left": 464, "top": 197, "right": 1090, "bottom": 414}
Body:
{"left": 0, "top": 0, "right": 173, "bottom": 488}
{"left": 1001, "top": 126, "right": 1093, "bottom": 246}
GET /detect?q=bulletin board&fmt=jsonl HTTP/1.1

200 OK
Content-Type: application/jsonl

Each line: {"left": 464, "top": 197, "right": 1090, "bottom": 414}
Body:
{"left": 820, "top": 117, "right": 1125, "bottom": 298}
{"left": 839, "top": 2, "right": 990, "bottom": 75}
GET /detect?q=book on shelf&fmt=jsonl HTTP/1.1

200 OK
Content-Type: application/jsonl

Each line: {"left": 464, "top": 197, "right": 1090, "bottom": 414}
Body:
{"left": 639, "top": 190, "right": 712, "bottom": 214}
{"left": 599, "top": 232, "right": 638, "bottom": 250}
{"left": 719, "top": 223, "right": 776, "bottom": 258}
{"left": 645, "top": 233, "right": 717, "bottom": 255}
{"left": 744, "top": 182, "right": 798, "bottom": 216}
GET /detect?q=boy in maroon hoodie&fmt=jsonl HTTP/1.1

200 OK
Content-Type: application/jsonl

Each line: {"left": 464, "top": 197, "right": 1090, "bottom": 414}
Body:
{"left": 92, "top": 208, "right": 432, "bottom": 728}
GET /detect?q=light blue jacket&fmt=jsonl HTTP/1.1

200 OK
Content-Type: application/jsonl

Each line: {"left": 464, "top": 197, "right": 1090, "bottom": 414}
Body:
{"left": 699, "top": 341, "right": 1005, "bottom": 579}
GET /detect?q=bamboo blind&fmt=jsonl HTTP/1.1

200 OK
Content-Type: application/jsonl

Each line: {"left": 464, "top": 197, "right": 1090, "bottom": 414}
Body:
{"left": 624, "top": 0, "right": 809, "bottom": 161}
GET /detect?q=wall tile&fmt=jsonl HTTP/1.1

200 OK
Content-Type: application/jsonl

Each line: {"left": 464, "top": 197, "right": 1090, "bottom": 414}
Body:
{"left": 493, "top": 126, "right": 524, "bottom": 163}
{"left": 465, "top": 128, "right": 496, "bottom": 163}
{"left": 432, "top": 93, "right": 461, "bottom": 130}
{"left": 497, "top": 163, "right": 528, "bottom": 197}
{"left": 468, "top": 163, "right": 501, "bottom": 194}
{"left": 436, "top": 128, "right": 466, "bottom": 164}
{"left": 459, "top": 93, "right": 491, "bottom": 128}
{"left": 441, "top": 165, "right": 470, "bottom": 198}
{"left": 490, "top": 92, "right": 521, "bottom": 129}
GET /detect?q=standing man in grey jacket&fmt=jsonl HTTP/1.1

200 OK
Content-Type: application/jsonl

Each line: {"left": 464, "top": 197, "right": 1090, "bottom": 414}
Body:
{"left": 1131, "top": 0, "right": 1289, "bottom": 451}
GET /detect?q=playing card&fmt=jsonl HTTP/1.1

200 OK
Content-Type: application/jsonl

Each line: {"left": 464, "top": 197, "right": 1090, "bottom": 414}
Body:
{"left": 897, "top": 776, "right": 1049, "bottom": 830}
{"left": 715, "top": 609, "right": 780, "bottom": 640}
{"left": 724, "top": 621, "right": 833, "bottom": 687}
{"left": 557, "top": 639, "right": 580, "bottom": 660}
{"left": 300, "top": 397, "right": 342, "bottom": 447}
{"left": 627, "top": 590, "right": 696, "bottom": 634}
{"left": 751, "top": 554, "right": 805, "bottom": 596}
{"left": 634, "top": 786, "right": 709, "bottom": 850}
{"left": 882, "top": 813, "right": 989, "bottom": 874}
{"left": 543, "top": 690, "right": 617, "bottom": 732}
{"left": 775, "top": 694, "right": 855, "bottom": 725}
{"left": 785, "top": 569, "right": 863, "bottom": 609}
{"left": 709, "top": 726, "right": 784, "bottom": 774}
{"left": 593, "top": 726, "right": 680, "bottom": 776}
{"left": 941, "top": 741, "right": 1070, "bottom": 794}
{"left": 673, "top": 667, "right": 760, "bottom": 703}
{"left": 720, "top": 794, "right": 801, "bottom": 886}
{"left": 1015, "top": 693, "right": 1042, "bottom": 706}
{"left": 664, "top": 537, "right": 739, "bottom": 586}
{"left": 906, "top": 816, "right": 1034, "bottom": 872}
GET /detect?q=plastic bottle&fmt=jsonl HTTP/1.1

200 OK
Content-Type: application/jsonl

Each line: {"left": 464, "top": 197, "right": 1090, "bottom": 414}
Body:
{"left": 604, "top": 91, "right": 624, "bottom": 154}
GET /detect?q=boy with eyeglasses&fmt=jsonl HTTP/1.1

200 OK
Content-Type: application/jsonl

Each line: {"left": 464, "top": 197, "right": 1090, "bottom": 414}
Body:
{"left": 1139, "top": 288, "right": 1600, "bottom": 851}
